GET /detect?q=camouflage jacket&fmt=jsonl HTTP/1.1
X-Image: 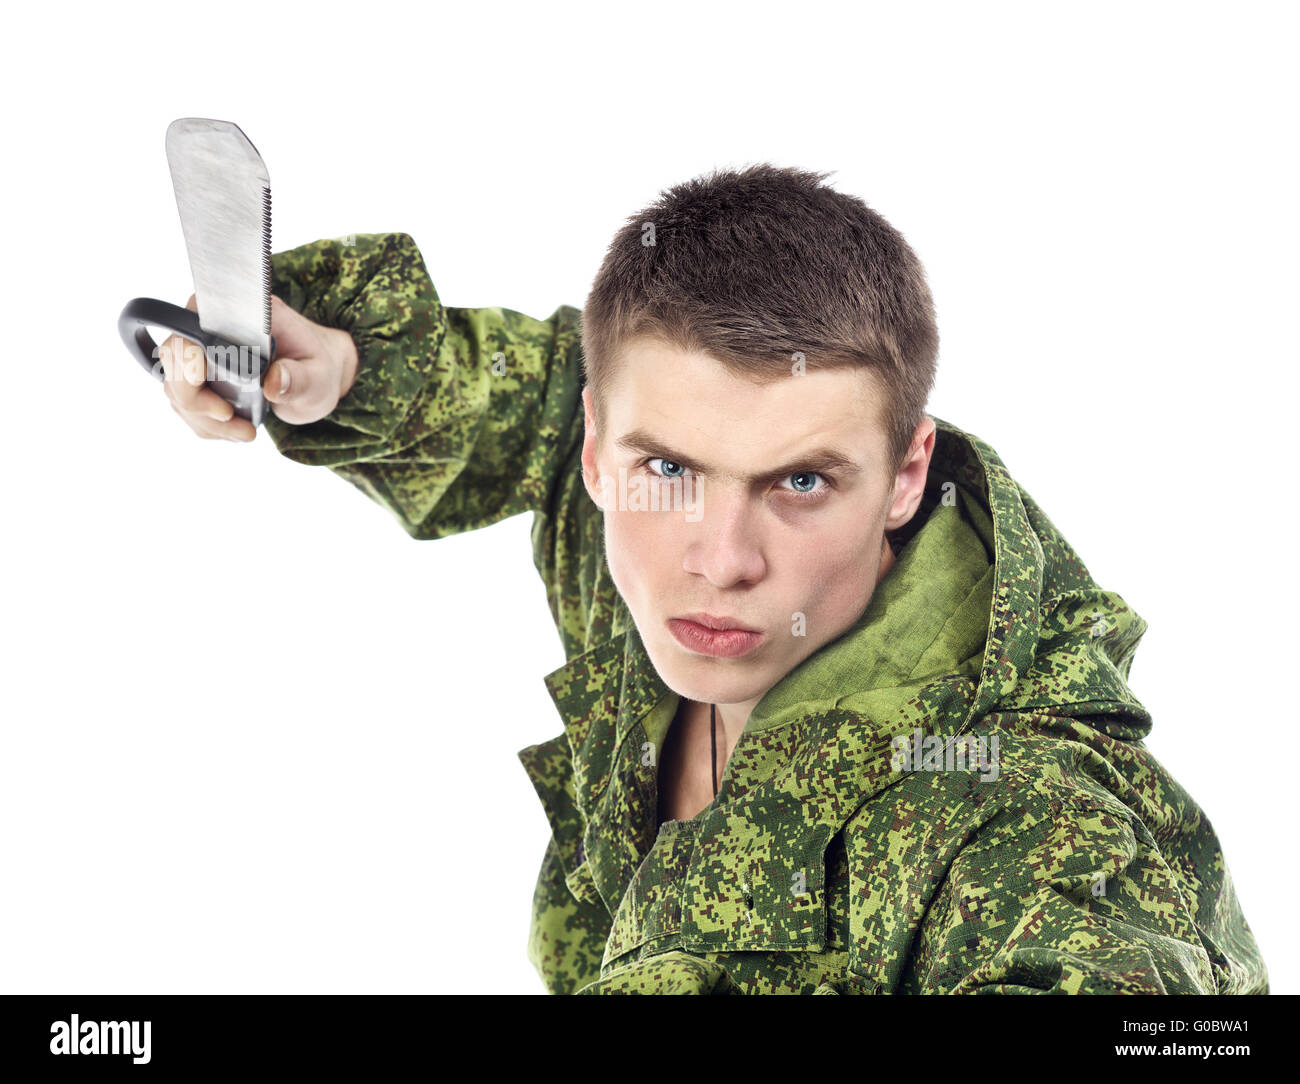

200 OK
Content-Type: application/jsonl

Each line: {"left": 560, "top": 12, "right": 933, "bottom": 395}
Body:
{"left": 266, "top": 232, "right": 1268, "bottom": 995}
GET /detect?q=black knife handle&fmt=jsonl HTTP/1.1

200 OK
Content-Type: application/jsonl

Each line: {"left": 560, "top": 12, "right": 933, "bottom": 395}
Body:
{"left": 117, "top": 297, "right": 277, "bottom": 427}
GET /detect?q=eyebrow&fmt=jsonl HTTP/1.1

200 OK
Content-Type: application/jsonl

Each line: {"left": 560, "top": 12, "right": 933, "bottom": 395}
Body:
{"left": 615, "top": 427, "right": 864, "bottom": 484}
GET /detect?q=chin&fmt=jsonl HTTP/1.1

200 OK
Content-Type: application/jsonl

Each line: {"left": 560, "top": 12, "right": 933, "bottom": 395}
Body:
{"left": 643, "top": 633, "right": 768, "bottom": 702}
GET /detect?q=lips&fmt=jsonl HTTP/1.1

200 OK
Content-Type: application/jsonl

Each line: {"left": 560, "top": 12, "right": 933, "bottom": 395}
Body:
{"left": 674, "top": 612, "right": 761, "bottom": 633}
{"left": 667, "top": 614, "right": 766, "bottom": 658}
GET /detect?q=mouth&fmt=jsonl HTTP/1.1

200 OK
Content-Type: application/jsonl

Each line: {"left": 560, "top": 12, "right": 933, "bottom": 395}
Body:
{"left": 667, "top": 613, "right": 766, "bottom": 658}
{"left": 674, "top": 612, "right": 761, "bottom": 633}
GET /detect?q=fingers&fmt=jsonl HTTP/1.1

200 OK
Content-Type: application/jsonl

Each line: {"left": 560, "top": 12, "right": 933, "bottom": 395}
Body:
{"left": 160, "top": 337, "right": 216, "bottom": 413}
{"left": 168, "top": 398, "right": 256, "bottom": 442}
{"left": 158, "top": 296, "right": 203, "bottom": 391}
{"left": 155, "top": 295, "right": 260, "bottom": 441}
{"left": 158, "top": 329, "right": 254, "bottom": 441}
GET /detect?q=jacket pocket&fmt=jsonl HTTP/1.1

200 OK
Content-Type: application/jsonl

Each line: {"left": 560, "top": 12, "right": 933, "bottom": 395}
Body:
{"left": 603, "top": 817, "right": 832, "bottom": 972}
{"left": 678, "top": 835, "right": 829, "bottom": 954}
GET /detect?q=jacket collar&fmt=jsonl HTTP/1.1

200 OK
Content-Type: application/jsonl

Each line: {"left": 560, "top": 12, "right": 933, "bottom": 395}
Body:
{"left": 529, "top": 414, "right": 1152, "bottom": 915}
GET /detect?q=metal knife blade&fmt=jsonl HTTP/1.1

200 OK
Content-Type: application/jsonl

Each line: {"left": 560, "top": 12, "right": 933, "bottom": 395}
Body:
{"left": 165, "top": 118, "right": 273, "bottom": 421}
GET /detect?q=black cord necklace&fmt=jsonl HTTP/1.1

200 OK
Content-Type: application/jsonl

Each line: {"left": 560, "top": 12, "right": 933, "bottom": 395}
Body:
{"left": 710, "top": 703, "right": 718, "bottom": 798}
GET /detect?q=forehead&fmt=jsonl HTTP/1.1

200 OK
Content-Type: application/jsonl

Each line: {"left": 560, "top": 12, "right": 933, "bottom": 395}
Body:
{"left": 602, "top": 338, "right": 889, "bottom": 470}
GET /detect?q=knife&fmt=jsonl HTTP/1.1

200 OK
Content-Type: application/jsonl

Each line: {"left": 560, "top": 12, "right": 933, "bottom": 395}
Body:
{"left": 118, "top": 118, "right": 277, "bottom": 426}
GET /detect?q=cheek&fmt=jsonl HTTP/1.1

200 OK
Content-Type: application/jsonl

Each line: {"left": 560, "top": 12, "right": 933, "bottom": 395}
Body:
{"left": 795, "top": 524, "right": 880, "bottom": 618}
{"left": 602, "top": 510, "right": 678, "bottom": 599}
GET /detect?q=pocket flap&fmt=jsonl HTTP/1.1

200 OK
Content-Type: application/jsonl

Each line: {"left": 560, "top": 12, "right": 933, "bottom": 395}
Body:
{"left": 603, "top": 815, "right": 831, "bottom": 970}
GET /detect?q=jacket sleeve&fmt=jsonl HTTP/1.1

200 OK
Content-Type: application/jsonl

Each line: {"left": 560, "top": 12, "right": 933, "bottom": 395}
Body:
{"left": 264, "top": 232, "right": 586, "bottom": 543}
{"left": 905, "top": 799, "right": 1269, "bottom": 994}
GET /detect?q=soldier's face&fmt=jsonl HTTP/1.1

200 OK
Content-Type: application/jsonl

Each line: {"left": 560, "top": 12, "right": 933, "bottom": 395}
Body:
{"left": 581, "top": 338, "right": 932, "bottom": 718}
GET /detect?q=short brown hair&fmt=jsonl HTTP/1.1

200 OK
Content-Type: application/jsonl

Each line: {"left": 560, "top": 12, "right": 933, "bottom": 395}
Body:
{"left": 581, "top": 163, "right": 938, "bottom": 476}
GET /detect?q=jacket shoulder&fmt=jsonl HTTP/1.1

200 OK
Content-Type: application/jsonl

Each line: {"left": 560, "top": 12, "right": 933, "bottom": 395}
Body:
{"left": 841, "top": 714, "right": 1266, "bottom": 993}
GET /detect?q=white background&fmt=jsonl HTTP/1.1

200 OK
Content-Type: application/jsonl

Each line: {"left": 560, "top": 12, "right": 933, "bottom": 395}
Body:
{"left": 2, "top": 0, "right": 1295, "bottom": 994}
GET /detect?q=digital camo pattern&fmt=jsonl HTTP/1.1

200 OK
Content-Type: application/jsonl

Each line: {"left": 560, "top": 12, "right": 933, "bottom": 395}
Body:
{"left": 266, "top": 232, "right": 1267, "bottom": 995}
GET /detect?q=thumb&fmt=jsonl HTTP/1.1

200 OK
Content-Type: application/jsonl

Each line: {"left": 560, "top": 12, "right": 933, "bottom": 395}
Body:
{"left": 263, "top": 355, "right": 305, "bottom": 404}
{"left": 263, "top": 355, "right": 336, "bottom": 425}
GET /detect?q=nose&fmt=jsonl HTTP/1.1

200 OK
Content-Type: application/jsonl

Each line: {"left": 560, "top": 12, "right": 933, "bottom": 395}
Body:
{"left": 682, "top": 483, "right": 767, "bottom": 587}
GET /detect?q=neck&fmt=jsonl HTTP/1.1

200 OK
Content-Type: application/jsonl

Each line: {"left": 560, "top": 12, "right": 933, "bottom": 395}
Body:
{"left": 703, "top": 695, "right": 758, "bottom": 756}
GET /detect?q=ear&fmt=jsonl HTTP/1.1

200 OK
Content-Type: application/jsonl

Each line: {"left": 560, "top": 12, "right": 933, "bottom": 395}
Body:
{"left": 580, "top": 386, "right": 610, "bottom": 510}
{"left": 884, "top": 415, "right": 936, "bottom": 532}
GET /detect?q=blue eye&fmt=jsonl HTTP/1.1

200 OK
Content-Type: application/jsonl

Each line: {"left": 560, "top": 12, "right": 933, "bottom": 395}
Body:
{"left": 776, "top": 472, "right": 828, "bottom": 499}
{"left": 644, "top": 459, "right": 831, "bottom": 503}
{"left": 645, "top": 458, "right": 690, "bottom": 479}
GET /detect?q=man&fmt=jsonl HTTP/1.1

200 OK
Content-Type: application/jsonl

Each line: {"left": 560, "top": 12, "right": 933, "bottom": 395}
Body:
{"left": 161, "top": 164, "right": 1267, "bottom": 995}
